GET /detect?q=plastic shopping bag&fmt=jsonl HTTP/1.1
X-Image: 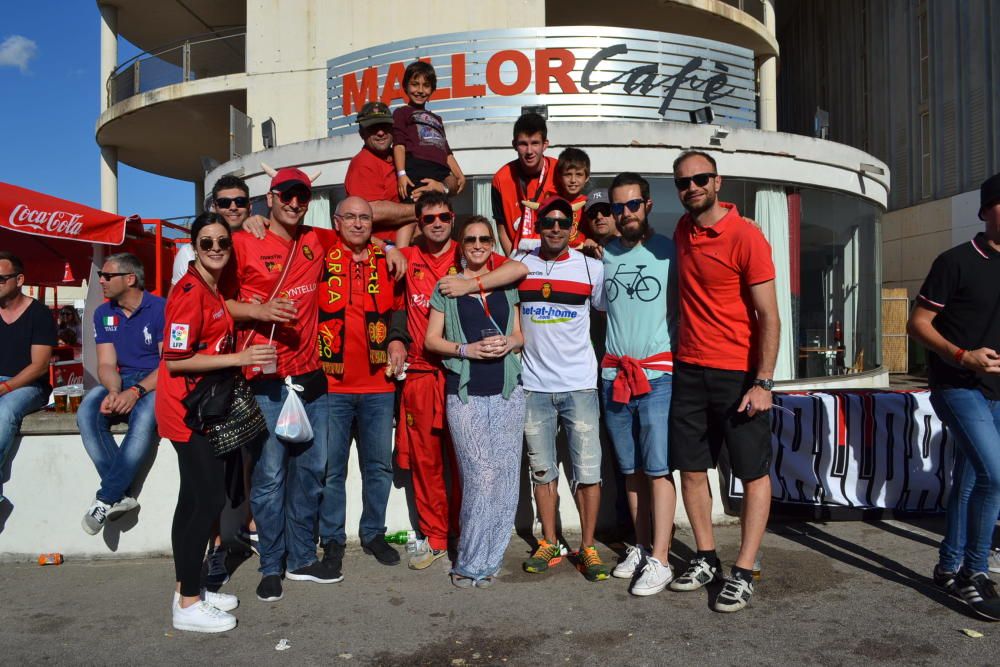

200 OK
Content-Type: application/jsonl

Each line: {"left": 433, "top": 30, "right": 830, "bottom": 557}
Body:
{"left": 275, "top": 376, "right": 314, "bottom": 443}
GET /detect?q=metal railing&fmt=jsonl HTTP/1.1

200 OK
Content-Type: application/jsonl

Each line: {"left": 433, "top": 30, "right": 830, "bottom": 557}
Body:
{"left": 107, "top": 30, "right": 246, "bottom": 107}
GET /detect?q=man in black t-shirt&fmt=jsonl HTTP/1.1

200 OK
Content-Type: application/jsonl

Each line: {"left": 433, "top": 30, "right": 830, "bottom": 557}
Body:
{"left": 908, "top": 172, "right": 1000, "bottom": 621}
{"left": 0, "top": 252, "right": 57, "bottom": 501}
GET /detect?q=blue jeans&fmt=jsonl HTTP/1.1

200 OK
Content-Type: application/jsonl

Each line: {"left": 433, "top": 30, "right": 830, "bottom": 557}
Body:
{"left": 931, "top": 388, "right": 1000, "bottom": 574}
{"left": 77, "top": 371, "right": 159, "bottom": 505}
{"left": 601, "top": 373, "right": 672, "bottom": 476}
{"left": 0, "top": 376, "right": 49, "bottom": 497}
{"left": 251, "top": 379, "right": 328, "bottom": 576}
{"left": 524, "top": 389, "right": 602, "bottom": 489}
{"left": 321, "top": 391, "right": 395, "bottom": 545}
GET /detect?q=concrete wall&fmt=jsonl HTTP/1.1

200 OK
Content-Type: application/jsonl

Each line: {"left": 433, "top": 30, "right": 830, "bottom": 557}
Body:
{"left": 0, "top": 429, "right": 727, "bottom": 561}
{"left": 244, "top": 0, "right": 546, "bottom": 150}
{"left": 882, "top": 187, "right": 982, "bottom": 299}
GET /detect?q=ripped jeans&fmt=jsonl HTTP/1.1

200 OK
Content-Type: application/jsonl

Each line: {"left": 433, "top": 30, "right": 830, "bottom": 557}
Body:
{"left": 524, "top": 389, "right": 602, "bottom": 491}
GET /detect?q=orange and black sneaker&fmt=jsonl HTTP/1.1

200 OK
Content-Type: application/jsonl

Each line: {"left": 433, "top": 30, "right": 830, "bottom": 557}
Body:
{"left": 577, "top": 545, "right": 611, "bottom": 582}
{"left": 523, "top": 539, "right": 564, "bottom": 573}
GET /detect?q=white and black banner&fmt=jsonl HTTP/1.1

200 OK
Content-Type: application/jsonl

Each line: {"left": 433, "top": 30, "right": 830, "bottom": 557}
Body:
{"left": 723, "top": 391, "right": 953, "bottom": 513}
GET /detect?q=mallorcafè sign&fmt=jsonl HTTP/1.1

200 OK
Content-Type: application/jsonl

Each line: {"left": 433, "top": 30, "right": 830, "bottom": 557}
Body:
{"left": 327, "top": 26, "right": 756, "bottom": 135}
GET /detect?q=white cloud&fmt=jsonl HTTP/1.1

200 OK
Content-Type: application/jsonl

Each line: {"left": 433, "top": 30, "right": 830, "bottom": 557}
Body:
{"left": 0, "top": 35, "right": 38, "bottom": 73}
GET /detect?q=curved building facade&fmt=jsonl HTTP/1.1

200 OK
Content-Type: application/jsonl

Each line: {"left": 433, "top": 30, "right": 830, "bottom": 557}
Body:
{"left": 95, "top": 0, "right": 889, "bottom": 387}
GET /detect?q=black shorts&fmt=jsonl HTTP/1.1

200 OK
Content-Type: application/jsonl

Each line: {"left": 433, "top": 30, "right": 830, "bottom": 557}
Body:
{"left": 669, "top": 361, "right": 772, "bottom": 480}
{"left": 402, "top": 157, "right": 452, "bottom": 202}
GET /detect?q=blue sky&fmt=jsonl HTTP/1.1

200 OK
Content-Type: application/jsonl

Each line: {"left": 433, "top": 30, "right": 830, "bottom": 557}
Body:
{"left": 0, "top": 3, "right": 192, "bottom": 219}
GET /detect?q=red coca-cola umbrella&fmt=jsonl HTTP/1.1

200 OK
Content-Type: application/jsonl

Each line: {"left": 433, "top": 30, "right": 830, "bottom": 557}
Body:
{"left": 0, "top": 182, "right": 129, "bottom": 286}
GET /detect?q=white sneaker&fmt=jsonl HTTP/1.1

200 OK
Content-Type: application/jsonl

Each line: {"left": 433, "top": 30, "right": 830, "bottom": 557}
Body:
{"left": 612, "top": 544, "right": 646, "bottom": 579}
{"left": 173, "top": 590, "right": 239, "bottom": 612}
{"left": 630, "top": 556, "right": 673, "bottom": 596}
{"left": 172, "top": 600, "right": 237, "bottom": 633}
{"left": 81, "top": 499, "right": 111, "bottom": 535}
{"left": 107, "top": 496, "right": 139, "bottom": 520}
{"left": 989, "top": 548, "right": 1000, "bottom": 574}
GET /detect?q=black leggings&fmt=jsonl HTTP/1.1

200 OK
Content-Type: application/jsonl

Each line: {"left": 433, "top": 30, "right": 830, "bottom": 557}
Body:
{"left": 172, "top": 434, "right": 226, "bottom": 597}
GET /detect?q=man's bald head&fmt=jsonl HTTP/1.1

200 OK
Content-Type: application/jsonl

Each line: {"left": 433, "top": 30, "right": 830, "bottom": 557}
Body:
{"left": 335, "top": 196, "right": 375, "bottom": 251}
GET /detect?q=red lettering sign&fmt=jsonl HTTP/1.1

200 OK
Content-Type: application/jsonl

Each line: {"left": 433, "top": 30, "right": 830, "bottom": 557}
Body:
{"left": 486, "top": 50, "right": 532, "bottom": 96}
{"left": 342, "top": 67, "right": 379, "bottom": 116}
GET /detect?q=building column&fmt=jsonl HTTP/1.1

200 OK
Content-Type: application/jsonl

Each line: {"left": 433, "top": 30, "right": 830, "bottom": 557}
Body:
{"left": 89, "top": 4, "right": 119, "bottom": 387}
{"left": 758, "top": 0, "right": 778, "bottom": 132}
{"left": 99, "top": 3, "right": 118, "bottom": 214}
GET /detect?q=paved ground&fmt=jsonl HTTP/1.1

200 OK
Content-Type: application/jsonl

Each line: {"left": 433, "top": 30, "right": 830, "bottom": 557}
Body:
{"left": 1, "top": 517, "right": 997, "bottom": 665}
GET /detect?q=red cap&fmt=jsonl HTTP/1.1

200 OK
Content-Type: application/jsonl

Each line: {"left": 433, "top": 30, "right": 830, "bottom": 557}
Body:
{"left": 536, "top": 195, "right": 574, "bottom": 219}
{"left": 270, "top": 167, "right": 312, "bottom": 192}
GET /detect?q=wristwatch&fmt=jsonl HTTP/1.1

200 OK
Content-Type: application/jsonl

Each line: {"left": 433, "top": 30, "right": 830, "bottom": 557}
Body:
{"left": 130, "top": 384, "right": 149, "bottom": 398}
{"left": 752, "top": 378, "right": 774, "bottom": 391}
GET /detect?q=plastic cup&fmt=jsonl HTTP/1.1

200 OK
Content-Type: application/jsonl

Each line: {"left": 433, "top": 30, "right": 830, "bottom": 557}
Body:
{"left": 261, "top": 345, "right": 278, "bottom": 374}
{"left": 53, "top": 387, "right": 69, "bottom": 413}
{"left": 480, "top": 328, "right": 501, "bottom": 341}
{"left": 68, "top": 386, "right": 84, "bottom": 413}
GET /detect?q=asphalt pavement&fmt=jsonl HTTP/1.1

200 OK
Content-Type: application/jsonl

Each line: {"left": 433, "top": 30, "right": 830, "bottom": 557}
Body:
{"left": 1, "top": 517, "right": 997, "bottom": 665}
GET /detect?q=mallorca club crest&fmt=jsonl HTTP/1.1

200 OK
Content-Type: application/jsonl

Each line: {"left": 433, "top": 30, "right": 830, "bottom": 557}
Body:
{"left": 368, "top": 321, "right": 387, "bottom": 345}
{"left": 302, "top": 245, "right": 314, "bottom": 260}
{"left": 447, "top": 266, "right": 458, "bottom": 275}
{"left": 541, "top": 282, "right": 552, "bottom": 299}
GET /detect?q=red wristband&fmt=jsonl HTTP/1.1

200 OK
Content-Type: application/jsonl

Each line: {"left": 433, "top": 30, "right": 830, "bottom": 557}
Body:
{"left": 475, "top": 276, "right": 485, "bottom": 292}
{"left": 954, "top": 348, "right": 967, "bottom": 364}
{"left": 0, "top": 381, "right": 11, "bottom": 393}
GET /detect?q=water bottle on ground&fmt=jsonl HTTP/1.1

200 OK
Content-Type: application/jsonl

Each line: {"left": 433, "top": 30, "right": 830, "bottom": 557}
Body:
{"left": 752, "top": 551, "right": 762, "bottom": 580}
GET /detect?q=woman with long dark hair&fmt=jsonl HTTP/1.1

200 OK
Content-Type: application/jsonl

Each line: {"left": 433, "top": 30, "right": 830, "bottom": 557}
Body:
{"left": 424, "top": 216, "right": 525, "bottom": 588}
{"left": 155, "top": 212, "right": 276, "bottom": 632}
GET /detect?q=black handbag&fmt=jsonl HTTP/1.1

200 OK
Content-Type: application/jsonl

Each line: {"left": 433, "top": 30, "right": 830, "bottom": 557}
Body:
{"left": 183, "top": 371, "right": 268, "bottom": 457}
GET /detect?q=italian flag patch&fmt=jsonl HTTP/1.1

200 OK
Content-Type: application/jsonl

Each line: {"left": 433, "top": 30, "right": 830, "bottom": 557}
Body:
{"left": 102, "top": 315, "right": 119, "bottom": 327}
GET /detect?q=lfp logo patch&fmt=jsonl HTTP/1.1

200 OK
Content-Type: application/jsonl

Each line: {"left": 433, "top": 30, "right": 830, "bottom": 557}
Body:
{"left": 169, "top": 323, "right": 190, "bottom": 351}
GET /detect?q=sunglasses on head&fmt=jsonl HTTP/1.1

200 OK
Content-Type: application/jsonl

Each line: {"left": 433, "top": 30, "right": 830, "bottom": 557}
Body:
{"left": 198, "top": 237, "right": 233, "bottom": 252}
{"left": 420, "top": 212, "right": 454, "bottom": 225}
{"left": 673, "top": 172, "right": 716, "bottom": 191}
{"left": 610, "top": 199, "right": 645, "bottom": 216}
{"left": 537, "top": 216, "right": 573, "bottom": 231}
{"left": 0, "top": 273, "right": 20, "bottom": 284}
{"left": 215, "top": 196, "right": 249, "bottom": 209}
{"left": 463, "top": 235, "right": 494, "bottom": 246}
{"left": 271, "top": 188, "right": 312, "bottom": 204}
{"left": 97, "top": 271, "right": 132, "bottom": 281}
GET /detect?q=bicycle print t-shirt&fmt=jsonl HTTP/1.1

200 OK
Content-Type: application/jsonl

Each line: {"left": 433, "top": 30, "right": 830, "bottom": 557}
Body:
{"left": 599, "top": 233, "right": 677, "bottom": 381}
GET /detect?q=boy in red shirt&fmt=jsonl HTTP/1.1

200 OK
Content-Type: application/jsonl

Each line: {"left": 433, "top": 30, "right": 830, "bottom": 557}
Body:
{"left": 491, "top": 113, "right": 559, "bottom": 255}
{"left": 554, "top": 147, "right": 590, "bottom": 248}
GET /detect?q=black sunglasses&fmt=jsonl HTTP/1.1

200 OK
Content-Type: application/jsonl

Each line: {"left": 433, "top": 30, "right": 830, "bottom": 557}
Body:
{"left": 271, "top": 188, "right": 312, "bottom": 204}
{"left": 420, "top": 212, "right": 454, "bottom": 224}
{"left": 537, "top": 216, "right": 573, "bottom": 231}
{"left": 610, "top": 199, "right": 645, "bottom": 216}
{"left": 463, "top": 235, "right": 494, "bottom": 245}
{"left": 674, "top": 172, "right": 717, "bottom": 190}
{"left": 215, "top": 196, "right": 249, "bottom": 209}
{"left": 98, "top": 271, "right": 133, "bottom": 281}
{"left": 198, "top": 237, "right": 233, "bottom": 252}
{"left": 0, "top": 273, "right": 20, "bottom": 284}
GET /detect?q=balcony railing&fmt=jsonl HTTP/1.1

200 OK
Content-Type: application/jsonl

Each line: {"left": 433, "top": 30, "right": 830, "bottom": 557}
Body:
{"left": 107, "top": 30, "right": 246, "bottom": 107}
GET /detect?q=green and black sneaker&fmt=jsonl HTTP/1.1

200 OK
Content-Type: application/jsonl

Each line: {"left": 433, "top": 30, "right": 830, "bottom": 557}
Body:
{"left": 523, "top": 539, "right": 564, "bottom": 573}
{"left": 577, "top": 545, "right": 611, "bottom": 582}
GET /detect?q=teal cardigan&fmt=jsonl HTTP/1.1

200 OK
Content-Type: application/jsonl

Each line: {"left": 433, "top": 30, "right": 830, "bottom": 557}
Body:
{"left": 429, "top": 283, "right": 522, "bottom": 404}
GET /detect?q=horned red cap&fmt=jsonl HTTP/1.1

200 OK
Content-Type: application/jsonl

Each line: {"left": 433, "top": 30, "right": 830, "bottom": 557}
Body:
{"left": 270, "top": 167, "right": 312, "bottom": 192}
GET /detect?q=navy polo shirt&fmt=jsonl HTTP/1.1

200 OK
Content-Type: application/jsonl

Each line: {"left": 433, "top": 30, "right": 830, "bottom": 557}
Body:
{"left": 93, "top": 291, "right": 166, "bottom": 376}
{"left": 917, "top": 232, "right": 1000, "bottom": 399}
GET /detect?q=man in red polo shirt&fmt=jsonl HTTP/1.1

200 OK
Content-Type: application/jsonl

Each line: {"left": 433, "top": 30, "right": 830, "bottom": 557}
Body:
{"left": 668, "top": 150, "right": 780, "bottom": 613}
{"left": 491, "top": 112, "right": 559, "bottom": 256}
{"left": 225, "top": 167, "right": 341, "bottom": 602}
{"left": 396, "top": 191, "right": 527, "bottom": 569}
{"left": 345, "top": 101, "right": 453, "bottom": 245}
